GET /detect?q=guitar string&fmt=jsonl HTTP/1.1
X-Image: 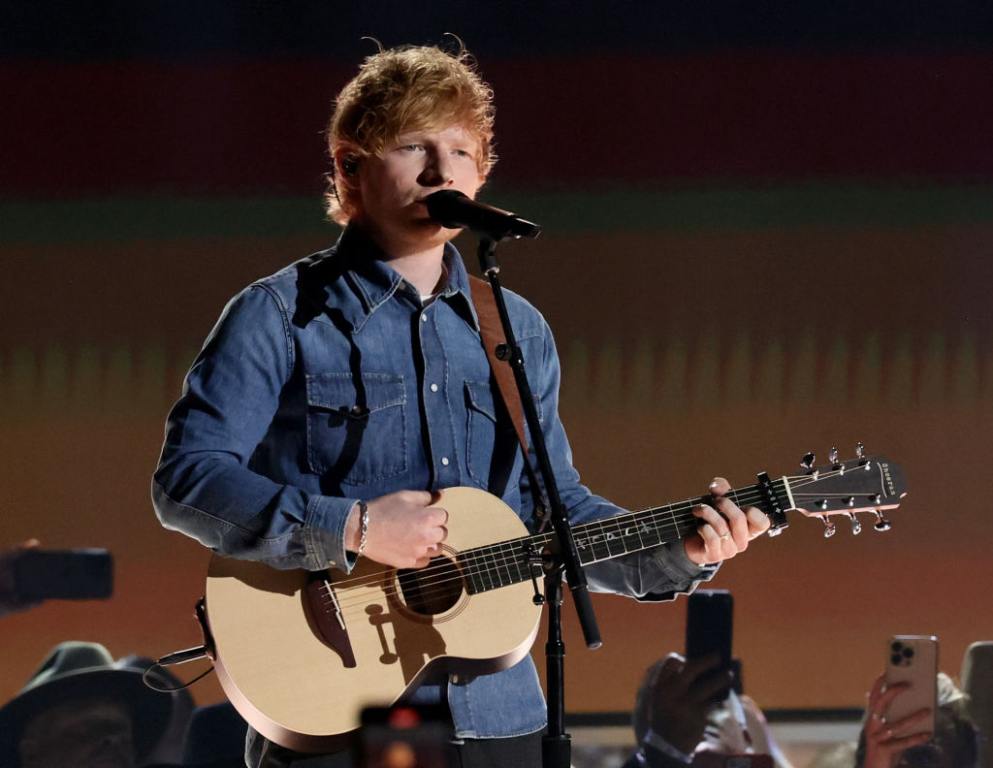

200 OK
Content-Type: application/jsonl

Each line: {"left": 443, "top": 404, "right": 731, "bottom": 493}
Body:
{"left": 325, "top": 496, "right": 754, "bottom": 613}
{"left": 321, "top": 483, "right": 779, "bottom": 595}
{"left": 328, "top": 487, "right": 890, "bottom": 618}
{"left": 321, "top": 465, "right": 877, "bottom": 606}
{"left": 326, "top": 463, "right": 861, "bottom": 597}
{"left": 322, "top": 466, "right": 883, "bottom": 612}
{"left": 326, "top": 513, "right": 697, "bottom": 620}
{"left": 326, "top": 489, "right": 779, "bottom": 615}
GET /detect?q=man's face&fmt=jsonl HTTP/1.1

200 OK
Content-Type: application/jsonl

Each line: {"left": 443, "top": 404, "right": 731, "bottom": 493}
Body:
{"left": 352, "top": 123, "right": 484, "bottom": 254}
{"left": 19, "top": 698, "right": 136, "bottom": 768}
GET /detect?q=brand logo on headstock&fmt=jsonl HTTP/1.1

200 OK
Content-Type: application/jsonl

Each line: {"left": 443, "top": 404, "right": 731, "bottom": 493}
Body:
{"left": 880, "top": 462, "right": 894, "bottom": 496}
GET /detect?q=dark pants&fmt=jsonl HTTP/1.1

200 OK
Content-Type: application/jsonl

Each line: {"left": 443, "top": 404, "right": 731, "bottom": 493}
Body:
{"left": 254, "top": 731, "right": 543, "bottom": 768}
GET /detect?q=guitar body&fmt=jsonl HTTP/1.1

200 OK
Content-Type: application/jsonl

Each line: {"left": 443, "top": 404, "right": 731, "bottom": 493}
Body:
{"left": 204, "top": 486, "right": 543, "bottom": 752}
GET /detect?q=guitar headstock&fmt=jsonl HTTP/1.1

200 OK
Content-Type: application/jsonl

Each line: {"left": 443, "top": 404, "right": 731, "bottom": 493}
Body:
{"left": 782, "top": 444, "right": 907, "bottom": 537}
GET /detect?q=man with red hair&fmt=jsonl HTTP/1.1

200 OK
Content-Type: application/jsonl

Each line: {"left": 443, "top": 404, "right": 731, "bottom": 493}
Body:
{"left": 154, "top": 43, "right": 768, "bottom": 767}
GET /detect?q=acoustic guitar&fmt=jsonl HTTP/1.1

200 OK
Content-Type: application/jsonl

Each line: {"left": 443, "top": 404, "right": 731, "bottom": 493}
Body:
{"left": 201, "top": 450, "right": 906, "bottom": 751}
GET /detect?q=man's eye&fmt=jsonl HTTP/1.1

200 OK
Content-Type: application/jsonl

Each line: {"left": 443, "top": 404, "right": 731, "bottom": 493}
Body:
{"left": 401, "top": 144, "right": 424, "bottom": 152}
{"left": 452, "top": 149, "right": 473, "bottom": 158}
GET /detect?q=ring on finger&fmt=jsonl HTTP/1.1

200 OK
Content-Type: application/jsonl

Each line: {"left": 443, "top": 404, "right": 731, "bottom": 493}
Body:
{"left": 719, "top": 532, "right": 732, "bottom": 542}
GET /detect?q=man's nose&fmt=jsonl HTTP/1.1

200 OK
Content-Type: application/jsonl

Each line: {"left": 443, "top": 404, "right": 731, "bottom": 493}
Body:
{"left": 419, "top": 150, "right": 454, "bottom": 187}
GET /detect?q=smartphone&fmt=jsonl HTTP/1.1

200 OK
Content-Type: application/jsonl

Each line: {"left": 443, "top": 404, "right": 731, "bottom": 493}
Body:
{"left": 357, "top": 704, "right": 454, "bottom": 768}
{"left": 12, "top": 548, "right": 113, "bottom": 601}
{"left": 685, "top": 589, "right": 733, "bottom": 701}
{"left": 884, "top": 635, "right": 937, "bottom": 735}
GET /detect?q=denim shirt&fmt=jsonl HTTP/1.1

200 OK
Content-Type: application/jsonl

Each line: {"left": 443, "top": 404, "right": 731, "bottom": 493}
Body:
{"left": 153, "top": 226, "right": 714, "bottom": 740}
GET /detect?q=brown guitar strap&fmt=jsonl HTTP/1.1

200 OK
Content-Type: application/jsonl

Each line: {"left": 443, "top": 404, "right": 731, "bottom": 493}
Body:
{"left": 468, "top": 275, "right": 548, "bottom": 522}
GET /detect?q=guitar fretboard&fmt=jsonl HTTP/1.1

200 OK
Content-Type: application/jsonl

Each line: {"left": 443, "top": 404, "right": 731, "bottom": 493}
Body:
{"left": 457, "top": 479, "right": 789, "bottom": 595}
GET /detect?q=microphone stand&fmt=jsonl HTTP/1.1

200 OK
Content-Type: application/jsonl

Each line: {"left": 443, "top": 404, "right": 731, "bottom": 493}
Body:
{"left": 475, "top": 236, "right": 602, "bottom": 768}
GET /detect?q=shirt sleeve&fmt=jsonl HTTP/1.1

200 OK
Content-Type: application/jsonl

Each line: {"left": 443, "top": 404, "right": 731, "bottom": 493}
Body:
{"left": 517, "top": 314, "right": 717, "bottom": 600}
{"left": 151, "top": 284, "right": 358, "bottom": 572}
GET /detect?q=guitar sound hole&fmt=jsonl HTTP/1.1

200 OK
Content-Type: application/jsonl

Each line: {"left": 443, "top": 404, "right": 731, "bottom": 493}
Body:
{"left": 396, "top": 555, "right": 464, "bottom": 616}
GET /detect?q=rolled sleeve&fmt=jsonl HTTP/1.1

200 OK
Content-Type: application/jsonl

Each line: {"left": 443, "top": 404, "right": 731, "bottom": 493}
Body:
{"left": 152, "top": 283, "right": 357, "bottom": 572}
{"left": 304, "top": 495, "right": 361, "bottom": 572}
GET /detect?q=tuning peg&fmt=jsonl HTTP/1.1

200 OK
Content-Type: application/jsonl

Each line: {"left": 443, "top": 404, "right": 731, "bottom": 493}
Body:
{"left": 800, "top": 452, "right": 815, "bottom": 472}
{"left": 847, "top": 513, "right": 862, "bottom": 535}
{"left": 822, "top": 518, "right": 837, "bottom": 538}
{"left": 856, "top": 441, "right": 865, "bottom": 460}
{"left": 872, "top": 511, "right": 892, "bottom": 532}
{"left": 829, "top": 446, "right": 843, "bottom": 470}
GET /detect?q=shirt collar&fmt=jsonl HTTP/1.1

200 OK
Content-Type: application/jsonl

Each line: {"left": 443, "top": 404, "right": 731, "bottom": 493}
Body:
{"left": 323, "top": 225, "right": 479, "bottom": 333}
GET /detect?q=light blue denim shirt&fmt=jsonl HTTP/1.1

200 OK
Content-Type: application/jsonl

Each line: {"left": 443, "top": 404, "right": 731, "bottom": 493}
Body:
{"left": 153, "top": 225, "right": 714, "bottom": 741}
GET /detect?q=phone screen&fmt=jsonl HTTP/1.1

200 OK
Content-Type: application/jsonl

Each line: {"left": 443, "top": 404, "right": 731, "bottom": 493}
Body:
{"left": 686, "top": 590, "right": 734, "bottom": 701}
{"left": 12, "top": 548, "right": 113, "bottom": 601}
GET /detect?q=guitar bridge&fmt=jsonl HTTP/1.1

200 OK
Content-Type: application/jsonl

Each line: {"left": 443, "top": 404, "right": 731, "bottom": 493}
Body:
{"left": 304, "top": 572, "right": 356, "bottom": 668}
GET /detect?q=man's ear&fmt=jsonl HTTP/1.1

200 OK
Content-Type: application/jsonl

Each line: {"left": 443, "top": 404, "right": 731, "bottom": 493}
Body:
{"left": 333, "top": 148, "right": 361, "bottom": 185}
{"left": 332, "top": 147, "right": 363, "bottom": 216}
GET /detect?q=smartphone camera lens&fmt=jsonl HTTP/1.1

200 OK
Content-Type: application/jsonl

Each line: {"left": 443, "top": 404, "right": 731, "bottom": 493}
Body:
{"left": 903, "top": 647, "right": 915, "bottom": 658}
{"left": 891, "top": 653, "right": 903, "bottom": 665}
{"left": 891, "top": 641, "right": 903, "bottom": 653}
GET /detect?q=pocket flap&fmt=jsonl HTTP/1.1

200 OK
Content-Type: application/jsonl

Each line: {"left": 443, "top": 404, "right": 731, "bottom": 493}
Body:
{"left": 306, "top": 372, "right": 405, "bottom": 414}
{"left": 464, "top": 380, "right": 497, "bottom": 422}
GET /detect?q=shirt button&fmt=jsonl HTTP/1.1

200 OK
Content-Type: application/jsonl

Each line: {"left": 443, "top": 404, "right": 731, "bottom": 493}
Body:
{"left": 441, "top": 457, "right": 450, "bottom": 466}
{"left": 430, "top": 383, "right": 439, "bottom": 392}
{"left": 420, "top": 314, "right": 428, "bottom": 323}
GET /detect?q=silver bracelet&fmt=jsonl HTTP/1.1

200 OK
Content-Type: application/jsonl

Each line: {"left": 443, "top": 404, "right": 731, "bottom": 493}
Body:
{"left": 356, "top": 500, "right": 370, "bottom": 557}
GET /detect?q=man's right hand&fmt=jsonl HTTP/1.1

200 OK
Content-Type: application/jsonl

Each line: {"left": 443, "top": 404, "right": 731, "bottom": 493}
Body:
{"left": 345, "top": 491, "right": 448, "bottom": 569}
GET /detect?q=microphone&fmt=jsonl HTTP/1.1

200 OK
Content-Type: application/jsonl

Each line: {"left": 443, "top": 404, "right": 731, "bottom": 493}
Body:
{"left": 425, "top": 190, "right": 541, "bottom": 241}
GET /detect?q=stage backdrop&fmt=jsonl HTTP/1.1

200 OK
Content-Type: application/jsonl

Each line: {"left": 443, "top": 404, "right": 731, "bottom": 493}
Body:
{"left": 3, "top": 4, "right": 992, "bottom": 716}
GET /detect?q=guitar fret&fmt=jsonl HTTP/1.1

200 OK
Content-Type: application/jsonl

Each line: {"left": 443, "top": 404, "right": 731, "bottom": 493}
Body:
{"left": 632, "top": 516, "right": 647, "bottom": 550}
{"left": 494, "top": 544, "right": 513, "bottom": 587}
{"left": 459, "top": 553, "right": 481, "bottom": 595}
{"left": 591, "top": 520, "right": 613, "bottom": 561}
{"left": 485, "top": 547, "right": 501, "bottom": 589}
{"left": 603, "top": 519, "right": 626, "bottom": 558}
{"left": 665, "top": 504, "right": 683, "bottom": 538}
{"left": 476, "top": 549, "right": 491, "bottom": 592}
{"left": 573, "top": 529, "right": 594, "bottom": 565}
{"left": 511, "top": 546, "right": 526, "bottom": 584}
{"left": 638, "top": 512, "right": 664, "bottom": 548}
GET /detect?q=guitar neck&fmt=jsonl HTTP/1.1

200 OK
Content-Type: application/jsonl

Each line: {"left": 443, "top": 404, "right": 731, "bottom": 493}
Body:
{"left": 458, "top": 477, "right": 793, "bottom": 595}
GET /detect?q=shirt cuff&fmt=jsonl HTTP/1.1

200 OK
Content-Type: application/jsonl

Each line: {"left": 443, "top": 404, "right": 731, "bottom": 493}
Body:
{"left": 304, "top": 495, "right": 360, "bottom": 572}
{"left": 656, "top": 539, "right": 719, "bottom": 581}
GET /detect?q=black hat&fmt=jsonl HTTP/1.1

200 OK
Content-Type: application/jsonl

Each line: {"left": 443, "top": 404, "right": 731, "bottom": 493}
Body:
{"left": 0, "top": 641, "right": 174, "bottom": 767}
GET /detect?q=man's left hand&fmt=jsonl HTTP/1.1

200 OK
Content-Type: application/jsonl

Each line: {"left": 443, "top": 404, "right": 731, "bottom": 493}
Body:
{"left": 684, "top": 478, "right": 770, "bottom": 566}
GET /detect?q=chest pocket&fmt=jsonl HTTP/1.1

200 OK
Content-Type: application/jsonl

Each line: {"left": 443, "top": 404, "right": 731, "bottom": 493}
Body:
{"left": 305, "top": 372, "right": 407, "bottom": 486}
{"left": 464, "top": 380, "right": 519, "bottom": 488}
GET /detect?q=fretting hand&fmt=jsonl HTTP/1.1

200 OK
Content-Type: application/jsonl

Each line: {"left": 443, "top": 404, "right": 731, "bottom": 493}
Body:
{"left": 684, "top": 478, "right": 770, "bottom": 566}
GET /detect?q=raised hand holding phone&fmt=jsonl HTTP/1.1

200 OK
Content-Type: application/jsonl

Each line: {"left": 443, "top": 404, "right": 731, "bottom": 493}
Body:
{"left": 862, "top": 635, "right": 937, "bottom": 768}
